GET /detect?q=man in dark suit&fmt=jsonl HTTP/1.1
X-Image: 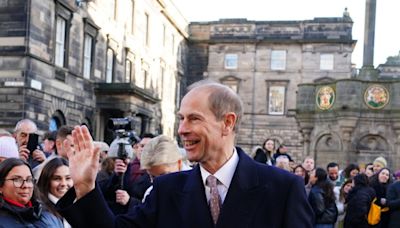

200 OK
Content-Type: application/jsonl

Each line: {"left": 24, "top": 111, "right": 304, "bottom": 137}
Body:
{"left": 57, "top": 80, "right": 314, "bottom": 227}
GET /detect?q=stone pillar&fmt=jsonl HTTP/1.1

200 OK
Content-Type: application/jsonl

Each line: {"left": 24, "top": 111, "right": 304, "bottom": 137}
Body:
{"left": 338, "top": 118, "right": 358, "bottom": 165}
{"left": 363, "top": 0, "right": 377, "bottom": 67}
{"left": 341, "top": 127, "right": 353, "bottom": 164}
{"left": 302, "top": 128, "right": 312, "bottom": 157}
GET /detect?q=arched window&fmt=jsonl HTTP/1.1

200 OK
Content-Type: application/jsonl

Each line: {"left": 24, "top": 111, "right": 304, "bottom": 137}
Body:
{"left": 81, "top": 117, "right": 92, "bottom": 133}
{"left": 49, "top": 110, "right": 66, "bottom": 131}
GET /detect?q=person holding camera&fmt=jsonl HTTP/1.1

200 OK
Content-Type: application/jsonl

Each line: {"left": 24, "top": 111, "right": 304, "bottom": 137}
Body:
{"left": 98, "top": 137, "right": 142, "bottom": 215}
{"left": 13, "top": 119, "right": 46, "bottom": 168}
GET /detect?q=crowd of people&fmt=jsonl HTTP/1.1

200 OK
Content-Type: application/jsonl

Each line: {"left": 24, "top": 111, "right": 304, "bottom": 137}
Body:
{"left": 0, "top": 118, "right": 192, "bottom": 227}
{"left": 253, "top": 139, "right": 400, "bottom": 228}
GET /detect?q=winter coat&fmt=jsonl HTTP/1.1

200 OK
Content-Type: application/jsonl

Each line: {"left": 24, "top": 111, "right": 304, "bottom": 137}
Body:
{"left": 370, "top": 181, "right": 390, "bottom": 228}
{"left": 253, "top": 148, "right": 273, "bottom": 165}
{"left": 309, "top": 185, "right": 338, "bottom": 224}
{"left": 0, "top": 197, "right": 62, "bottom": 228}
{"left": 387, "top": 181, "right": 400, "bottom": 228}
{"left": 99, "top": 163, "right": 151, "bottom": 215}
{"left": 344, "top": 186, "right": 375, "bottom": 228}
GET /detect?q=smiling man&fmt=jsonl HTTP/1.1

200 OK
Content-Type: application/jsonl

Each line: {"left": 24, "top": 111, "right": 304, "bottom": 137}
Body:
{"left": 57, "top": 80, "right": 314, "bottom": 228}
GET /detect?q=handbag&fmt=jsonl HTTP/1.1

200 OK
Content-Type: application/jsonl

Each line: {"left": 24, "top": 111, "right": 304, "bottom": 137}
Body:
{"left": 367, "top": 197, "right": 389, "bottom": 225}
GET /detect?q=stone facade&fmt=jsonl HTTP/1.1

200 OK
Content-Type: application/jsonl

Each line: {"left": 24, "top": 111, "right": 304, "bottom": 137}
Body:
{"left": 0, "top": 0, "right": 187, "bottom": 143}
{"left": 296, "top": 77, "right": 400, "bottom": 169}
{"left": 187, "top": 15, "right": 355, "bottom": 162}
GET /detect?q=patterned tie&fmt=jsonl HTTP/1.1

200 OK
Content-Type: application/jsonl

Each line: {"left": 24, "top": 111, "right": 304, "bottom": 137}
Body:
{"left": 206, "top": 175, "right": 221, "bottom": 225}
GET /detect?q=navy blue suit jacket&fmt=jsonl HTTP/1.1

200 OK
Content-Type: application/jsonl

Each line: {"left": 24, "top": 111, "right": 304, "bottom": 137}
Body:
{"left": 57, "top": 148, "right": 314, "bottom": 228}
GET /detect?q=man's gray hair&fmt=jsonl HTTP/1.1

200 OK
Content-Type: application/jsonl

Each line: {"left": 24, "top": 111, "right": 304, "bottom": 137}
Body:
{"left": 187, "top": 79, "right": 243, "bottom": 133}
{"left": 140, "top": 135, "right": 183, "bottom": 170}
{"left": 14, "top": 119, "right": 37, "bottom": 133}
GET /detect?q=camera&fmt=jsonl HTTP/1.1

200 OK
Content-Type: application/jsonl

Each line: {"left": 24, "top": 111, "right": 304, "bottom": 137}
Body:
{"left": 108, "top": 117, "right": 141, "bottom": 145}
{"left": 108, "top": 117, "right": 141, "bottom": 189}
{"left": 107, "top": 117, "right": 141, "bottom": 160}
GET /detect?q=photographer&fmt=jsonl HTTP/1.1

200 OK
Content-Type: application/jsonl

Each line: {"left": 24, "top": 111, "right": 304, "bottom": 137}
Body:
{"left": 98, "top": 118, "right": 148, "bottom": 215}
{"left": 14, "top": 119, "right": 46, "bottom": 168}
{"left": 98, "top": 138, "right": 140, "bottom": 215}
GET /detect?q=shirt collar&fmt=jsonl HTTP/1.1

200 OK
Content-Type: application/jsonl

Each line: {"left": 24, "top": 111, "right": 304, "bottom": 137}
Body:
{"left": 200, "top": 147, "right": 239, "bottom": 189}
{"left": 48, "top": 193, "right": 59, "bottom": 204}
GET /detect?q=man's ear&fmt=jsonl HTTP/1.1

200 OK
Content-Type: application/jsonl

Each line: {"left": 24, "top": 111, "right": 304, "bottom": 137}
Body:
{"left": 222, "top": 112, "right": 236, "bottom": 135}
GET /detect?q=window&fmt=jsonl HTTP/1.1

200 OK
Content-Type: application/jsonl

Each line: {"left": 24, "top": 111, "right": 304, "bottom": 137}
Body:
{"left": 224, "top": 54, "right": 238, "bottom": 69}
{"left": 159, "top": 66, "right": 165, "bottom": 97}
{"left": 112, "top": 0, "right": 118, "bottom": 20}
{"left": 162, "top": 24, "right": 166, "bottom": 46}
{"left": 49, "top": 110, "right": 66, "bottom": 131}
{"left": 125, "top": 59, "right": 132, "bottom": 82}
{"left": 106, "top": 48, "right": 114, "bottom": 83}
{"left": 142, "top": 69, "right": 148, "bottom": 88}
{"left": 129, "top": 0, "right": 135, "bottom": 33}
{"left": 83, "top": 18, "right": 99, "bottom": 79}
{"left": 83, "top": 34, "right": 93, "bottom": 79}
{"left": 171, "top": 34, "right": 175, "bottom": 54}
{"left": 267, "top": 85, "right": 286, "bottom": 115}
{"left": 55, "top": 16, "right": 66, "bottom": 67}
{"left": 144, "top": 13, "right": 150, "bottom": 46}
{"left": 271, "top": 50, "right": 286, "bottom": 70}
{"left": 221, "top": 76, "right": 240, "bottom": 93}
{"left": 320, "top": 54, "right": 334, "bottom": 70}
{"left": 54, "top": 2, "right": 72, "bottom": 68}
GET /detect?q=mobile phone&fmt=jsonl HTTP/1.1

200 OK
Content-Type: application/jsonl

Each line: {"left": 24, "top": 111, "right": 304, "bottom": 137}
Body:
{"left": 27, "top": 133, "right": 39, "bottom": 153}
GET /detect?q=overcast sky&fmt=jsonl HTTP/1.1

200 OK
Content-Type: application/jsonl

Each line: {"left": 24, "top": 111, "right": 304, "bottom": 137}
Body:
{"left": 173, "top": 0, "right": 400, "bottom": 68}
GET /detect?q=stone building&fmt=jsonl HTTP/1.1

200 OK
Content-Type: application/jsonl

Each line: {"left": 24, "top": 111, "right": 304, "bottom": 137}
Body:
{"left": 0, "top": 0, "right": 187, "bottom": 143}
{"left": 296, "top": 0, "right": 400, "bottom": 169}
{"left": 187, "top": 13, "right": 355, "bottom": 162}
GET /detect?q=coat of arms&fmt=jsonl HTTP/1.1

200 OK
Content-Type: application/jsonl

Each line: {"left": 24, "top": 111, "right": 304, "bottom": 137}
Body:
{"left": 316, "top": 86, "right": 335, "bottom": 110}
{"left": 364, "top": 84, "right": 389, "bottom": 109}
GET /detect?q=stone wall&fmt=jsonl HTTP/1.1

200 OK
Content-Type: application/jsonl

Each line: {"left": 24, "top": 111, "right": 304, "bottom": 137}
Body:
{"left": 188, "top": 17, "right": 354, "bottom": 162}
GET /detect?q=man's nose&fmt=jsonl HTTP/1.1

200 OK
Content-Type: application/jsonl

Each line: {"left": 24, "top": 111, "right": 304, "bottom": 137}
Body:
{"left": 178, "top": 120, "right": 188, "bottom": 135}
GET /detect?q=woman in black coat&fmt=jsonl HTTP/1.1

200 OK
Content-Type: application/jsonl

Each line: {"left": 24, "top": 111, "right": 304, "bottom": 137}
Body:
{"left": 253, "top": 138, "right": 275, "bottom": 165}
{"left": 308, "top": 167, "right": 338, "bottom": 228}
{"left": 344, "top": 173, "right": 376, "bottom": 228}
{"left": 369, "top": 168, "right": 393, "bottom": 228}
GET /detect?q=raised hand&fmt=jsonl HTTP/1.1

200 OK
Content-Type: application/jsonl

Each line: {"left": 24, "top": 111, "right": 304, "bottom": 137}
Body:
{"left": 64, "top": 125, "right": 100, "bottom": 199}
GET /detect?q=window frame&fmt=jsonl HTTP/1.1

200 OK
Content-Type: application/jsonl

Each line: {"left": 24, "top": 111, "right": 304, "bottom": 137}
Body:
{"left": 220, "top": 76, "right": 241, "bottom": 94}
{"left": 266, "top": 80, "right": 289, "bottom": 115}
{"left": 125, "top": 59, "right": 132, "bottom": 83}
{"left": 54, "top": 2, "right": 72, "bottom": 68}
{"left": 224, "top": 54, "right": 238, "bottom": 69}
{"left": 144, "top": 12, "right": 150, "bottom": 46}
{"left": 83, "top": 34, "right": 93, "bottom": 79}
{"left": 82, "top": 18, "right": 99, "bottom": 80}
{"left": 270, "top": 50, "right": 286, "bottom": 71}
{"left": 106, "top": 48, "right": 115, "bottom": 83}
{"left": 320, "top": 53, "right": 334, "bottom": 70}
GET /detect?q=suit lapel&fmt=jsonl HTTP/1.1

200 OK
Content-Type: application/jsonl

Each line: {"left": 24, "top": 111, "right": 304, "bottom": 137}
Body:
{"left": 217, "top": 148, "right": 267, "bottom": 228}
{"left": 174, "top": 166, "right": 214, "bottom": 227}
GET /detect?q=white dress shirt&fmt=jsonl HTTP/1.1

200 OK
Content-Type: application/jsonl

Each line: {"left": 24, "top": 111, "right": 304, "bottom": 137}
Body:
{"left": 200, "top": 148, "right": 239, "bottom": 204}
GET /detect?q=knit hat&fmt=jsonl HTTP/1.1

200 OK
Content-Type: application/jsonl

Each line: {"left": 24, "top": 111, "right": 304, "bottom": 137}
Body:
{"left": 93, "top": 141, "right": 110, "bottom": 153}
{"left": 373, "top": 156, "right": 387, "bottom": 168}
{"left": 394, "top": 170, "right": 400, "bottom": 178}
{"left": 0, "top": 136, "right": 19, "bottom": 159}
